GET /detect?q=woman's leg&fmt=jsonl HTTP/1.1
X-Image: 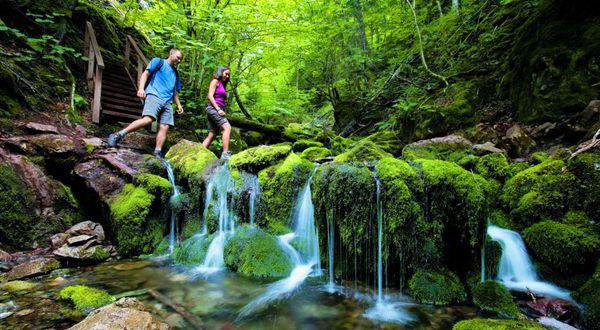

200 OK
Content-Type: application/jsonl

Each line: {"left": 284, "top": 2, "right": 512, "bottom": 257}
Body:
{"left": 221, "top": 123, "right": 231, "bottom": 152}
{"left": 203, "top": 131, "right": 215, "bottom": 148}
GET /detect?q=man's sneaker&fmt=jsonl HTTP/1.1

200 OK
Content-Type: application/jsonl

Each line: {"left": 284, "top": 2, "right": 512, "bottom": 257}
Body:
{"left": 107, "top": 133, "right": 122, "bottom": 147}
{"left": 221, "top": 150, "right": 232, "bottom": 160}
{"left": 153, "top": 150, "right": 163, "bottom": 159}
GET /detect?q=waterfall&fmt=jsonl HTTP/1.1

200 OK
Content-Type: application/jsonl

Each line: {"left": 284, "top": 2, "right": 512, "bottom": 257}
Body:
{"left": 240, "top": 172, "right": 260, "bottom": 228}
{"left": 238, "top": 166, "right": 321, "bottom": 317}
{"left": 200, "top": 180, "right": 214, "bottom": 236}
{"left": 487, "top": 225, "right": 571, "bottom": 300}
{"left": 364, "top": 176, "right": 413, "bottom": 324}
{"left": 164, "top": 160, "right": 180, "bottom": 255}
{"left": 196, "top": 163, "right": 235, "bottom": 275}
{"left": 326, "top": 208, "right": 336, "bottom": 293}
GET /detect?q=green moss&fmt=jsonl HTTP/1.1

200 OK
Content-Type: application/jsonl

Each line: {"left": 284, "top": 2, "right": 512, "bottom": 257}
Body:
{"left": 330, "top": 135, "right": 352, "bottom": 154}
{"left": 363, "top": 131, "right": 404, "bottom": 156}
{"left": 300, "top": 147, "right": 333, "bottom": 162}
{"left": 408, "top": 269, "right": 466, "bottom": 305}
{"left": 473, "top": 281, "right": 519, "bottom": 319}
{"left": 59, "top": 285, "right": 114, "bottom": 311}
{"left": 562, "top": 211, "right": 590, "bottom": 226}
{"left": 452, "top": 318, "right": 544, "bottom": 330}
{"left": 230, "top": 143, "right": 292, "bottom": 173}
{"left": 523, "top": 220, "right": 599, "bottom": 275}
{"left": 224, "top": 227, "right": 293, "bottom": 278}
{"left": 165, "top": 140, "right": 218, "bottom": 182}
{"left": 133, "top": 173, "right": 172, "bottom": 201}
{"left": 88, "top": 246, "right": 110, "bottom": 261}
{"left": 574, "top": 264, "right": 600, "bottom": 329}
{"left": 568, "top": 150, "right": 600, "bottom": 222}
{"left": 258, "top": 153, "right": 314, "bottom": 230}
{"left": 108, "top": 184, "right": 162, "bottom": 256}
{"left": 457, "top": 154, "right": 480, "bottom": 171}
{"left": 530, "top": 152, "right": 550, "bottom": 165}
{"left": 402, "top": 137, "right": 472, "bottom": 162}
{"left": 501, "top": 160, "right": 576, "bottom": 228}
{"left": 174, "top": 235, "right": 210, "bottom": 264}
{"left": 475, "top": 153, "right": 510, "bottom": 181}
{"left": 333, "top": 139, "right": 392, "bottom": 163}
{"left": 293, "top": 139, "right": 323, "bottom": 152}
{"left": 507, "top": 162, "right": 530, "bottom": 178}
{"left": 0, "top": 280, "right": 38, "bottom": 292}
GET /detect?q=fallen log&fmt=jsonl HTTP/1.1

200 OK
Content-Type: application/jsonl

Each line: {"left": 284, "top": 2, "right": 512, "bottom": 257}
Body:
{"left": 148, "top": 289, "right": 205, "bottom": 329}
{"left": 226, "top": 115, "right": 298, "bottom": 142}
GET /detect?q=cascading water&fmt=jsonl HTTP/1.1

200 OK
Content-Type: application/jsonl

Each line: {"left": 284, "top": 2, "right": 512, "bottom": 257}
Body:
{"left": 200, "top": 179, "right": 214, "bottom": 236}
{"left": 364, "top": 177, "right": 413, "bottom": 324}
{"left": 326, "top": 208, "right": 337, "bottom": 293}
{"left": 196, "top": 162, "right": 235, "bottom": 275}
{"left": 239, "top": 172, "right": 260, "bottom": 228}
{"left": 164, "top": 160, "right": 180, "bottom": 255}
{"left": 487, "top": 225, "right": 571, "bottom": 300}
{"left": 239, "top": 166, "right": 322, "bottom": 317}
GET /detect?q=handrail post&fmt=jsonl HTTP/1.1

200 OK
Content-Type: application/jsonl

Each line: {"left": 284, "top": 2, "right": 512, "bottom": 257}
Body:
{"left": 137, "top": 55, "right": 144, "bottom": 86}
{"left": 92, "top": 65, "right": 103, "bottom": 124}
{"left": 124, "top": 37, "right": 130, "bottom": 69}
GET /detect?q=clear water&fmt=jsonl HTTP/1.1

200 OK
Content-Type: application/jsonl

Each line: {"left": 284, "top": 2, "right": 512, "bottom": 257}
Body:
{"left": 241, "top": 173, "right": 261, "bottom": 228}
{"left": 291, "top": 166, "right": 321, "bottom": 272}
{"left": 487, "top": 225, "right": 571, "bottom": 300}
{"left": 164, "top": 160, "right": 181, "bottom": 255}
{"left": 0, "top": 259, "right": 478, "bottom": 329}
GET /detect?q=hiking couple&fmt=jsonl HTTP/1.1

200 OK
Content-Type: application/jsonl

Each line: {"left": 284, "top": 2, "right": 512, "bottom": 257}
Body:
{"left": 107, "top": 47, "right": 232, "bottom": 159}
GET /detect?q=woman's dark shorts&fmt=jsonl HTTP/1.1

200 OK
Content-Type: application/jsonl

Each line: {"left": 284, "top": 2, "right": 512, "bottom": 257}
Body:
{"left": 206, "top": 105, "right": 229, "bottom": 132}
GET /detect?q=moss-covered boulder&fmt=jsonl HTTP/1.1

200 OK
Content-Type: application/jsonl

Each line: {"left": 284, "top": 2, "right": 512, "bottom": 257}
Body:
{"left": 333, "top": 139, "right": 392, "bottom": 163}
{"left": 452, "top": 318, "right": 544, "bottom": 330}
{"left": 473, "top": 281, "right": 519, "bottom": 319}
{"left": 224, "top": 227, "right": 293, "bottom": 278}
{"left": 132, "top": 173, "right": 172, "bottom": 202}
{"left": 501, "top": 160, "right": 576, "bottom": 229}
{"left": 363, "top": 131, "right": 404, "bottom": 156}
{"left": 408, "top": 269, "right": 466, "bottom": 305}
{"left": 523, "top": 221, "right": 600, "bottom": 276}
{"left": 568, "top": 150, "right": 600, "bottom": 223}
{"left": 173, "top": 235, "right": 210, "bottom": 265}
{"left": 474, "top": 153, "right": 510, "bottom": 181}
{"left": 108, "top": 184, "right": 162, "bottom": 256}
{"left": 59, "top": 285, "right": 114, "bottom": 311}
{"left": 300, "top": 147, "right": 333, "bottom": 162}
{"left": 574, "top": 263, "right": 600, "bottom": 329}
{"left": 165, "top": 139, "right": 218, "bottom": 183}
{"left": 230, "top": 144, "right": 292, "bottom": 173}
{"left": 292, "top": 139, "right": 323, "bottom": 152}
{"left": 258, "top": 153, "right": 314, "bottom": 232}
{"left": 402, "top": 135, "right": 472, "bottom": 162}
{"left": 0, "top": 280, "right": 38, "bottom": 293}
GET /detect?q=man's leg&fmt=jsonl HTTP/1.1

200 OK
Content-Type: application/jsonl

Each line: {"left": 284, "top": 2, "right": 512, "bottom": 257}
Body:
{"left": 108, "top": 94, "right": 160, "bottom": 147}
{"left": 124, "top": 116, "right": 154, "bottom": 133}
{"left": 155, "top": 123, "right": 170, "bottom": 152}
{"left": 203, "top": 131, "right": 215, "bottom": 148}
{"left": 221, "top": 123, "right": 231, "bottom": 152}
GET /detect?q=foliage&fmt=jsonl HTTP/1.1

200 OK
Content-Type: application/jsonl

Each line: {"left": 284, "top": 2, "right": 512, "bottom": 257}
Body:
{"left": 473, "top": 281, "right": 519, "bottom": 319}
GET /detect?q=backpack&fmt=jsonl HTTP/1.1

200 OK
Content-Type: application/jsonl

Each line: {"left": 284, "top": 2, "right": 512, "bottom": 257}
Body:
{"left": 145, "top": 59, "right": 181, "bottom": 93}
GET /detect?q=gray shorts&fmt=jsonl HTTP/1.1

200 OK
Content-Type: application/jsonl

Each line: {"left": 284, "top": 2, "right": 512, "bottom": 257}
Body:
{"left": 142, "top": 94, "right": 174, "bottom": 126}
{"left": 207, "top": 105, "right": 229, "bottom": 132}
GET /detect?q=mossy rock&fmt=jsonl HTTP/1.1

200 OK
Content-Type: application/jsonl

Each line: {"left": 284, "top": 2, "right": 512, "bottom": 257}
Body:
{"left": 174, "top": 235, "right": 210, "bottom": 265}
{"left": 329, "top": 135, "right": 352, "bottom": 154}
{"left": 334, "top": 139, "right": 392, "bottom": 163}
{"left": 473, "top": 281, "right": 519, "bottom": 319}
{"left": 108, "top": 184, "right": 162, "bottom": 256}
{"left": 300, "top": 147, "right": 333, "bottom": 162}
{"left": 408, "top": 269, "right": 466, "bottom": 305}
{"left": 530, "top": 152, "right": 550, "bottom": 165}
{"left": 568, "top": 150, "right": 600, "bottom": 223}
{"left": 258, "top": 153, "right": 314, "bottom": 231}
{"left": 165, "top": 139, "right": 218, "bottom": 182}
{"left": 0, "top": 280, "right": 38, "bottom": 292}
{"left": 507, "top": 162, "right": 531, "bottom": 178}
{"left": 402, "top": 135, "right": 472, "bottom": 162}
{"left": 452, "top": 318, "right": 544, "bottom": 330}
{"left": 574, "top": 263, "right": 600, "bottom": 329}
{"left": 59, "top": 285, "right": 114, "bottom": 311}
{"left": 474, "top": 153, "right": 510, "bottom": 181}
{"left": 133, "top": 173, "right": 172, "bottom": 201}
{"left": 224, "top": 227, "right": 293, "bottom": 278}
{"left": 230, "top": 143, "right": 292, "bottom": 173}
{"left": 501, "top": 160, "right": 576, "bottom": 228}
{"left": 523, "top": 220, "right": 600, "bottom": 275}
{"left": 363, "top": 131, "right": 404, "bottom": 156}
{"left": 293, "top": 139, "right": 323, "bottom": 152}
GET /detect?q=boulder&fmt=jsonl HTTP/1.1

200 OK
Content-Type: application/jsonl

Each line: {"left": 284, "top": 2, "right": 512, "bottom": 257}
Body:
{"left": 66, "top": 235, "right": 95, "bottom": 246}
{"left": 50, "top": 233, "right": 69, "bottom": 249}
{"left": 23, "top": 122, "right": 59, "bottom": 134}
{"left": 2, "top": 257, "right": 59, "bottom": 281}
{"left": 402, "top": 134, "right": 473, "bottom": 161}
{"left": 73, "top": 159, "right": 125, "bottom": 201}
{"left": 53, "top": 245, "right": 112, "bottom": 261}
{"left": 525, "top": 298, "right": 575, "bottom": 319}
{"left": 66, "top": 221, "right": 105, "bottom": 242}
{"left": 68, "top": 298, "right": 169, "bottom": 330}
{"left": 473, "top": 142, "right": 505, "bottom": 154}
{"left": 3, "top": 134, "right": 78, "bottom": 155}
{"left": 52, "top": 222, "right": 113, "bottom": 262}
{"left": 531, "top": 122, "right": 558, "bottom": 139}
{"left": 409, "top": 134, "right": 472, "bottom": 148}
{"left": 503, "top": 124, "right": 536, "bottom": 156}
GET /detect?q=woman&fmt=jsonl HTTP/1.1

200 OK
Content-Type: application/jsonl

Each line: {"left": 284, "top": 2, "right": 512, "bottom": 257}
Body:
{"left": 202, "top": 66, "right": 232, "bottom": 159}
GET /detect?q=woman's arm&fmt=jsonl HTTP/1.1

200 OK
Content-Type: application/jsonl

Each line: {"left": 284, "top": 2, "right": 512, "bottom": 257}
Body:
{"left": 207, "top": 79, "right": 221, "bottom": 110}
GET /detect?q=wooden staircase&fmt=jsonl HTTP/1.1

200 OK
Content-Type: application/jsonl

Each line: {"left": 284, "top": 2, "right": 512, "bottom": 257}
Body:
{"left": 84, "top": 21, "right": 150, "bottom": 127}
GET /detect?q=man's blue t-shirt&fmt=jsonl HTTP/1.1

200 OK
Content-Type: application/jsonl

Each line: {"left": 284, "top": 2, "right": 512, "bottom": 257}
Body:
{"left": 145, "top": 58, "right": 181, "bottom": 103}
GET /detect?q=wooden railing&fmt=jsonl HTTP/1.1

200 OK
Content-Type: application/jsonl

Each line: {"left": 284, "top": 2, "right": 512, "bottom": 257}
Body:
{"left": 84, "top": 21, "right": 104, "bottom": 124}
{"left": 123, "top": 35, "right": 149, "bottom": 91}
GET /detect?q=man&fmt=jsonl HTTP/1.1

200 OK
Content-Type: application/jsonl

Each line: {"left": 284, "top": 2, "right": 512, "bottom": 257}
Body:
{"left": 107, "top": 47, "right": 184, "bottom": 158}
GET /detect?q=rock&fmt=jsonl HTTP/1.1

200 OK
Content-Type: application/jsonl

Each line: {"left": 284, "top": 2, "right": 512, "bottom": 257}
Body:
{"left": 531, "top": 122, "right": 558, "bottom": 139}
{"left": 411, "top": 134, "right": 473, "bottom": 148}
{"left": 0, "top": 250, "right": 11, "bottom": 262}
{"left": 403, "top": 134, "right": 473, "bottom": 161}
{"left": 3, "top": 257, "right": 59, "bottom": 281}
{"left": 111, "top": 260, "right": 153, "bottom": 271}
{"left": 3, "top": 134, "right": 77, "bottom": 155}
{"left": 50, "top": 233, "right": 69, "bottom": 249}
{"left": 525, "top": 298, "right": 576, "bottom": 319}
{"left": 503, "top": 124, "right": 536, "bottom": 156}
{"left": 24, "top": 122, "right": 59, "bottom": 134}
{"left": 537, "top": 317, "right": 578, "bottom": 330}
{"left": 472, "top": 142, "right": 505, "bottom": 154}
{"left": 0, "top": 280, "right": 38, "bottom": 292}
{"left": 0, "top": 301, "right": 17, "bottom": 319}
{"left": 73, "top": 159, "right": 125, "bottom": 201}
{"left": 66, "top": 221, "right": 105, "bottom": 242}
{"left": 68, "top": 298, "right": 169, "bottom": 330}
{"left": 472, "top": 123, "right": 503, "bottom": 145}
{"left": 67, "top": 235, "right": 95, "bottom": 246}
{"left": 53, "top": 245, "right": 110, "bottom": 262}
{"left": 82, "top": 137, "right": 103, "bottom": 153}
{"left": 14, "top": 308, "right": 34, "bottom": 317}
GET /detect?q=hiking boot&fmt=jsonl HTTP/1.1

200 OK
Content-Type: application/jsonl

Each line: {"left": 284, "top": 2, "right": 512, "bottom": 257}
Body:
{"left": 221, "top": 150, "right": 232, "bottom": 160}
{"left": 107, "top": 133, "right": 123, "bottom": 147}
{"left": 153, "top": 149, "right": 163, "bottom": 159}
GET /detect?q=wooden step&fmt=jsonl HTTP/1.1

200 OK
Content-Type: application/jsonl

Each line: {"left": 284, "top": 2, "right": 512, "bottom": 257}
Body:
{"left": 103, "top": 74, "right": 134, "bottom": 86}
{"left": 102, "top": 83, "right": 137, "bottom": 94}
{"left": 102, "top": 110, "right": 141, "bottom": 120}
{"left": 103, "top": 80, "right": 136, "bottom": 92}
{"left": 102, "top": 102, "right": 142, "bottom": 115}
{"left": 102, "top": 97, "right": 143, "bottom": 108}
{"left": 101, "top": 90, "right": 140, "bottom": 102}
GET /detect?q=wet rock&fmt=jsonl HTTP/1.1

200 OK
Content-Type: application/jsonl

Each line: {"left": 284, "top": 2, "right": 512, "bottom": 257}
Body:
{"left": 111, "top": 260, "right": 152, "bottom": 271}
{"left": 73, "top": 159, "right": 125, "bottom": 201}
{"left": 0, "top": 280, "right": 38, "bottom": 292}
{"left": 51, "top": 221, "right": 112, "bottom": 262}
{"left": 14, "top": 308, "right": 34, "bottom": 317}
{"left": 531, "top": 122, "right": 558, "bottom": 139}
{"left": 472, "top": 142, "right": 505, "bottom": 154}
{"left": 67, "top": 235, "right": 94, "bottom": 246}
{"left": 409, "top": 134, "right": 472, "bottom": 148}
{"left": 0, "top": 250, "right": 11, "bottom": 262}
{"left": 82, "top": 137, "right": 103, "bottom": 153}
{"left": 3, "top": 134, "right": 78, "bottom": 155}
{"left": 66, "top": 221, "right": 105, "bottom": 242}
{"left": 537, "top": 317, "right": 577, "bottom": 330}
{"left": 0, "top": 301, "right": 17, "bottom": 319}
{"left": 472, "top": 123, "right": 503, "bottom": 145}
{"left": 50, "top": 233, "right": 69, "bottom": 249}
{"left": 525, "top": 298, "right": 575, "bottom": 319}
{"left": 24, "top": 122, "right": 59, "bottom": 135}
{"left": 68, "top": 297, "right": 169, "bottom": 330}
{"left": 2, "top": 257, "right": 59, "bottom": 281}
{"left": 503, "top": 124, "right": 536, "bottom": 156}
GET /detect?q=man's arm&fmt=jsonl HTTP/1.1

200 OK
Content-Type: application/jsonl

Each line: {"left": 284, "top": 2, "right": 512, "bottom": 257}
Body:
{"left": 173, "top": 91, "right": 183, "bottom": 114}
{"left": 137, "top": 71, "right": 150, "bottom": 99}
